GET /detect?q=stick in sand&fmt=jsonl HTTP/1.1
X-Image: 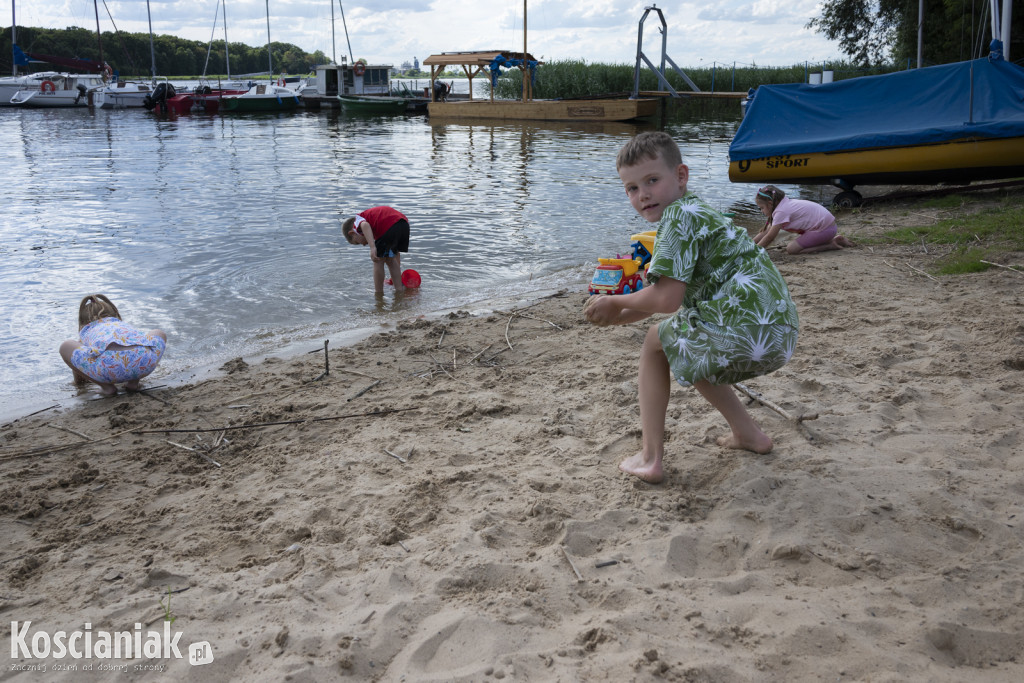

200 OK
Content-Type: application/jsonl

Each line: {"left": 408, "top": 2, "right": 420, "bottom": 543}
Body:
{"left": 560, "top": 546, "right": 584, "bottom": 583}
{"left": 505, "top": 314, "right": 516, "bottom": 350}
{"left": 904, "top": 261, "right": 940, "bottom": 282}
{"left": 980, "top": 259, "right": 1024, "bottom": 275}
{"left": 733, "top": 383, "right": 818, "bottom": 423}
{"left": 47, "top": 424, "right": 93, "bottom": 441}
{"left": 164, "top": 440, "right": 222, "bottom": 468}
{"left": 131, "top": 407, "right": 416, "bottom": 435}
{"left": 383, "top": 448, "right": 407, "bottom": 463}
{"left": 346, "top": 379, "right": 381, "bottom": 402}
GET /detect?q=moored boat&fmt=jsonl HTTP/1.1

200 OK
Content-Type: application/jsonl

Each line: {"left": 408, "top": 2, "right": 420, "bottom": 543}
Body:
{"left": 221, "top": 83, "right": 301, "bottom": 112}
{"left": 338, "top": 94, "right": 409, "bottom": 114}
{"left": 93, "top": 79, "right": 158, "bottom": 109}
{"left": 9, "top": 73, "right": 105, "bottom": 107}
{"left": 0, "top": 71, "right": 70, "bottom": 106}
{"left": 728, "top": 50, "right": 1024, "bottom": 207}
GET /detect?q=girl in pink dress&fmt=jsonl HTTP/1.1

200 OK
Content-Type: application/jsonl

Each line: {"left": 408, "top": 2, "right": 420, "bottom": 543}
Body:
{"left": 754, "top": 186, "right": 855, "bottom": 254}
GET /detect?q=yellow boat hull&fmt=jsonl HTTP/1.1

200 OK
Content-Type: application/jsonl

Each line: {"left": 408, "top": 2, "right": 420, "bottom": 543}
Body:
{"left": 728, "top": 136, "right": 1024, "bottom": 186}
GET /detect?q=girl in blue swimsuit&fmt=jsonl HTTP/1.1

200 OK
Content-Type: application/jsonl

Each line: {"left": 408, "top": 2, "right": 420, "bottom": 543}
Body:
{"left": 58, "top": 294, "right": 167, "bottom": 397}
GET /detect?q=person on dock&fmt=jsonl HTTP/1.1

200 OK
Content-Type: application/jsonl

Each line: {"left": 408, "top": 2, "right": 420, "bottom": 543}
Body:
{"left": 753, "top": 186, "right": 855, "bottom": 254}
{"left": 342, "top": 206, "right": 411, "bottom": 294}
{"left": 58, "top": 294, "right": 167, "bottom": 397}
{"left": 584, "top": 132, "right": 799, "bottom": 484}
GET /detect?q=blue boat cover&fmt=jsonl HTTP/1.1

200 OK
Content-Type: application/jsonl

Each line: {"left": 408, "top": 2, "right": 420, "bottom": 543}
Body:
{"left": 729, "top": 56, "right": 1024, "bottom": 162}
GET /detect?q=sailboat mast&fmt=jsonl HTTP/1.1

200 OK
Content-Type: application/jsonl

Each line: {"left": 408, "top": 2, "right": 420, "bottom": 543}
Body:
{"left": 146, "top": 0, "right": 156, "bottom": 81}
{"left": 266, "top": 0, "right": 273, "bottom": 80}
{"left": 11, "top": 0, "right": 16, "bottom": 77}
{"left": 93, "top": 0, "right": 104, "bottom": 67}
{"left": 522, "top": 0, "right": 527, "bottom": 101}
{"left": 339, "top": 1, "right": 353, "bottom": 64}
{"left": 224, "top": 1, "right": 231, "bottom": 79}
{"left": 1001, "top": 0, "right": 1011, "bottom": 60}
{"left": 330, "top": 1, "right": 336, "bottom": 65}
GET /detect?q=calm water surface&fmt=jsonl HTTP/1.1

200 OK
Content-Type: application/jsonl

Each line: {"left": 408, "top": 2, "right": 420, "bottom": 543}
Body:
{"left": 0, "top": 102, "right": 818, "bottom": 420}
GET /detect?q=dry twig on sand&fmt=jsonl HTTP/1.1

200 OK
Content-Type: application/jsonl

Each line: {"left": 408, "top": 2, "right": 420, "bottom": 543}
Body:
{"left": 980, "top": 259, "right": 1024, "bottom": 275}
{"left": 560, "top": 546, "right": 585, "bottom": 583}
{"left": 734, "top": 383, "right": 818, "bottom": 424}
{"left": 346, "top": 379, "right": 381, "bottom": 402}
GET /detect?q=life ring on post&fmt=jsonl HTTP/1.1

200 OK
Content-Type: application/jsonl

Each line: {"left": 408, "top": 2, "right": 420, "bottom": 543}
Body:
{"left": 41, "top": 80, "right": 56, "bottom": 92}
{"left": 353, "top": 62, "right": 365, "bottom": 77}
{"left": 277, "top": 78, "right": 285, "bottom": 86}
{"left": 101, "top": 64, "right": 113, "bottom": 82}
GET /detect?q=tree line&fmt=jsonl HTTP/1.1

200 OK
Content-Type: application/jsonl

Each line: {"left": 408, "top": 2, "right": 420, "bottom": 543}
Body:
{"left": 810, "top": 0, "right": 1022, "bottom": 66}
{"left": 1, "top": 26, "right": 329, "bottom": 77}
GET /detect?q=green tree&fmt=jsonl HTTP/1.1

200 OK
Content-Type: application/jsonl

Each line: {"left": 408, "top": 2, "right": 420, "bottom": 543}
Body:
{"left": 809, "top": 0, "right": 1023, "bottom": 66}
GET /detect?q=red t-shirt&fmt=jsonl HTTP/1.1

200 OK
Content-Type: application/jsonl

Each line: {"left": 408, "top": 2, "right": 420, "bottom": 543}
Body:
{"left": 357, "top": 206, "right": 407, "bottom": 239}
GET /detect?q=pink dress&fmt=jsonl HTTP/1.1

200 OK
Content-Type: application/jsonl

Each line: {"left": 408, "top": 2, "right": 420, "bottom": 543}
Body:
{"left": 771, "top": 197, "right": 838, "bottom": 248}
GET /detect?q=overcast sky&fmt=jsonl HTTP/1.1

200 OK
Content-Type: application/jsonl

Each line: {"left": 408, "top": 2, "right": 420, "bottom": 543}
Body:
{"left": 13, "top": 1, "right": 843, "bottom": 69}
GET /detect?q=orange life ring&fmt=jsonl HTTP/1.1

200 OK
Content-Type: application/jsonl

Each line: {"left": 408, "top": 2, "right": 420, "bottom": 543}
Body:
{"left": 277, "top": 78, "right": 285, "bottom": 86}
{"left": 101, "top": 65, "right": 113, "bottom": 82}
{"left": 41, "top": 80, "right": 56, "bottom": 92}
{"left": 353, "top": 62, "right": 365, "bottom": 76}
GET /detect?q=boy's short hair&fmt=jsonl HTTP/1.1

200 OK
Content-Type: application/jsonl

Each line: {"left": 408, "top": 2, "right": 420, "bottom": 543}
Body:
{"left": 616, "top": 131, "right": 683, "bottom": 171}
{"left": 341, "top": 217, "right": 357, "bottom": 243}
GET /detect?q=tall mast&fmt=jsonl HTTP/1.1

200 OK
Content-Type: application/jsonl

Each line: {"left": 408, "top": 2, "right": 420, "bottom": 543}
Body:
{"left": 11, "top": 0, "right": 16, "bottom": 77}
{"left": 223, "top": 1, "right": 231, "bottom": 79}
{"left": 146, "top": 0, "right": 156, "bottom": 81}
{"left": 93, "top": 0, "right": 104, "bottom": 67}
{"left": 522, "top": 0, "right": 527, "bottom": 101}
{"left": 265, "top": 0, "right": 273, "bottom": 80}
{"left": 330, "top": 0, "right": 336, "bottom": 64}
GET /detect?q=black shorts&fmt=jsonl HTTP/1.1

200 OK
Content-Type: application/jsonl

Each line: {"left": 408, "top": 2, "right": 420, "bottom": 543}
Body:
{"left": 375, "top": 219, "right": 409, "bottom": 257}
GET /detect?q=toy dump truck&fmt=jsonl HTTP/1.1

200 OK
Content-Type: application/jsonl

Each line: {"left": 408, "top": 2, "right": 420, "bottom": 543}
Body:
{"left": 587, "top": 230, "right": 657, "bottom": 296}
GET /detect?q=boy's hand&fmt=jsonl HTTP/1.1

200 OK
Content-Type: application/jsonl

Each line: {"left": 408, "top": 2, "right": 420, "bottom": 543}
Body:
{"left": 584, "top": 295, "right": 618, "bottom": 326}
{"left": 369, "top": 247, "right": 380, "bottom": 262}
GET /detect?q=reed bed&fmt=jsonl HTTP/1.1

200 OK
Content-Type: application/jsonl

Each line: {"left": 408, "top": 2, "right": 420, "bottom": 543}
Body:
{"left": 491, "top": 59, "right": 904, "bottom": 99}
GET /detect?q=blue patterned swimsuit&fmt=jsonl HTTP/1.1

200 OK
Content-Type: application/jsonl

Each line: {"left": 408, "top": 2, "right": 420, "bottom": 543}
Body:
{"left": 70, "top": 317, "right": 165, "bottom": 384}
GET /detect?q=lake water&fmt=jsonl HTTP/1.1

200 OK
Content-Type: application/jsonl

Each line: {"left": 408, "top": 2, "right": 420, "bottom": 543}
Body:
{"left": 0, "top": 99, "right": 823, "bottom": 421}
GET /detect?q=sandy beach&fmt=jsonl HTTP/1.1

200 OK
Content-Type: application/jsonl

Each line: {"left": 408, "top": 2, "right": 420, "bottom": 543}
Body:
{"left": 2, "top": 188, "right": 1023, "bottom": 681}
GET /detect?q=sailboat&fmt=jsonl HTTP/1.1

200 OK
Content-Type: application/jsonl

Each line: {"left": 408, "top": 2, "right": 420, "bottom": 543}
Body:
{"left": 221, "top": 0, "right": 300, "bottom": 112}
{"left": 4, "top": 1, "right": 110, "bottom": 107}
{"left": 728, "top": 1, "right": 1022, "bottom": 207}
{"left": 93, "top": 0, "right": 162, "bottom": 108}
{"left": 424, "top": 1, "right": 657, "bottom": 122}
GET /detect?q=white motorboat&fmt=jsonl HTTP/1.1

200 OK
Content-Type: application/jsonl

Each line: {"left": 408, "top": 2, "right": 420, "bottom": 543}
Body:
{"left": 0, "top": 71, "right": 70, "bottom": 106}
{"left": 92, "top": 79, "right": 158, "bottom": 109}
{"left": 8, "top": 73, "right": 106, "bottom": 107}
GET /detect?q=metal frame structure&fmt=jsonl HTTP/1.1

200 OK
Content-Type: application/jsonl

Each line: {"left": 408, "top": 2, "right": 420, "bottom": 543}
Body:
{"left": 631, "top": 5, "right": 699, "bottom": 99}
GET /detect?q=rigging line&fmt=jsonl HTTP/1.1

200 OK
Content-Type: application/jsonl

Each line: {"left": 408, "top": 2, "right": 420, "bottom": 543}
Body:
{"left": 203, "top": 0, "right": 222, "bottom": 78}
{"left": 974, "top": 1, "right": 989, "bottom": 60}
{"left": 100, "top": 0, "right": 141, "bottom": 74}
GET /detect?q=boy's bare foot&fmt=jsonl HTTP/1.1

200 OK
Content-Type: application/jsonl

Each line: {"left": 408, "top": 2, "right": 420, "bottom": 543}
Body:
{"left": 716, "top": 432, "right": 773, "bottom": 454}
{"left": 98, "top": 384, "right": 118, "bottom": 397}
{"left": 834, "top": 235, "right": 855, "bottom": 248}
{"left": 618, "top": 451, "right": 664, "bottom": 484}
{"left": 124, "top": 380, "right": 141, "bottom": 392}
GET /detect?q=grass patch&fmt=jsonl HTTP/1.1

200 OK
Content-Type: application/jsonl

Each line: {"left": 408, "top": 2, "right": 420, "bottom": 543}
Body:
{"left": 871, "top": 191, "right": 1024, "bottom": 275}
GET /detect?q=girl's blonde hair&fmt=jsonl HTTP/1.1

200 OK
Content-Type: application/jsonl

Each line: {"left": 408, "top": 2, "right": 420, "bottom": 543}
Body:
{"left": 341, "top": 217, "right": 358, "bottom": 243}
{"left": 78, "top": 294, "right": 121, "bottom": 329}
{"left": 616, "top": 131, "right": 683, "bottom": 171}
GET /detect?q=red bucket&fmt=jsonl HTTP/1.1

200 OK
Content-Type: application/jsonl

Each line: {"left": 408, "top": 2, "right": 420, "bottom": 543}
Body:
{"left": 401, "top": 269, "right": 421, "bottom": 288}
